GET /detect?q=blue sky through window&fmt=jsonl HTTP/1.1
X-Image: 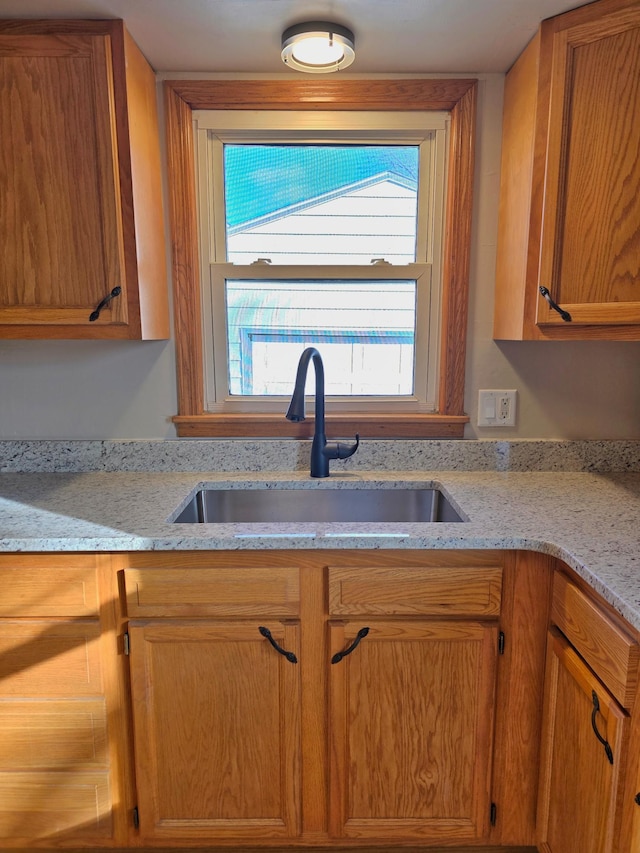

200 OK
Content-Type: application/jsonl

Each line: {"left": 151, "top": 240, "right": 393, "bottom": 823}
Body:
{"left": 223, "top": 145, "right": 419, "bottom": 227}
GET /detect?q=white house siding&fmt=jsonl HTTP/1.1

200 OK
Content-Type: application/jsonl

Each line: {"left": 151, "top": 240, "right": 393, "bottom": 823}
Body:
{"left": 226, "top": 176, "right": 418, "bottom": 265}
{"left": 223, "top": 173, "right": 419, "bottom": 395}
{"left": 225, "top": 280, "right": 416, "bottom": 395}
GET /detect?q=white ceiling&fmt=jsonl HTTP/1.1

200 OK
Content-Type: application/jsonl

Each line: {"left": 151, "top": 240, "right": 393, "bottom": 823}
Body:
{"left": 0, "top": 0, "right": 586, "bottom": 74}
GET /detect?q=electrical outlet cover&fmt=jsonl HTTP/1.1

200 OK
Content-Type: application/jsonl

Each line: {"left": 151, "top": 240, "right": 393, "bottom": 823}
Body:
{"left": 477, "top": 390, "right": 517, "bottom": 427}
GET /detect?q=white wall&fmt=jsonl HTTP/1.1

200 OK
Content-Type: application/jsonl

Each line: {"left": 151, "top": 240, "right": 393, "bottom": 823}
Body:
{"left": 465, "top": 75, "right": 640, "bottom": 439}
{"left": 1, "top": 72, "right": 639, "bottom": 440}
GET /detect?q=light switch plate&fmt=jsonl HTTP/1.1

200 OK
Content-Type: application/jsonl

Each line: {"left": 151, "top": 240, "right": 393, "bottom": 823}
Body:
{"left": 477, "top": 390, "right": 517, "bottom": 427}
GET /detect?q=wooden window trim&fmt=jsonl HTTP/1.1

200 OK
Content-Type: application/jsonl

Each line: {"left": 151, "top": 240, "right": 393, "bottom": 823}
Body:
{"left": 164, "top": 78, "right": 477, "bottom": 438}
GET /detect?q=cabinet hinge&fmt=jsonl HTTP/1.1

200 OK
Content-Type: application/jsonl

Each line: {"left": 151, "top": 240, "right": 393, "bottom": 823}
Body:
{"left": 123, "top": 631, "right": 130, "bottom": 656}
{"left": 133, "top": 806, "right": 139, "bottom": 829}
{"left": 498, "top": 631, "right": 505, "bottom": 655}
{"left": 490, "top": 802, "right": 497, "bottom": 826}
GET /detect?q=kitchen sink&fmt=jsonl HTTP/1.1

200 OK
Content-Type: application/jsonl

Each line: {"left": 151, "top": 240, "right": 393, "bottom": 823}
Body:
{"left": 172, "top": 487, "right": 465, "bottom": 524}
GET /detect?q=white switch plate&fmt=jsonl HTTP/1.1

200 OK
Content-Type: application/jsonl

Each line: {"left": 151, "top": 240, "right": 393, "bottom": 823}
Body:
{"left": 477, "top": 390, "right": 517, "bottom": 427}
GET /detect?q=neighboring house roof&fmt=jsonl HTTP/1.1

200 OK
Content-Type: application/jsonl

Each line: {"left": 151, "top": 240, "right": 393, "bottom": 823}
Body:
{"left": 227, "top": 171, "right": 417, "bottom": 235}
{"left": 226, "top": 171, "right": 418, "bottom": 265}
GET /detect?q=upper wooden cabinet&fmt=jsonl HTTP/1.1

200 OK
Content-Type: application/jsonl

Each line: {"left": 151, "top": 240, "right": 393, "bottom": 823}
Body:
{"left": 0, "top": 20, "right": 169, "bottom": 339}
{"left": 494, "top": 0, "right": 640, "bottom": 340}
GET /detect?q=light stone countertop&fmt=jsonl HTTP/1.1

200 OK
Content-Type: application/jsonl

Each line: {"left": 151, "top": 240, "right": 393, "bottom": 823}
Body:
{"left": 1, "top": 468, "right": 640, "bottom": 630}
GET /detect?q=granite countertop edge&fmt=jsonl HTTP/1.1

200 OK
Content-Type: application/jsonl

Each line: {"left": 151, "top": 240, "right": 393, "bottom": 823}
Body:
{"left": 2, "top": 469, "right": 640, "bottom": 631}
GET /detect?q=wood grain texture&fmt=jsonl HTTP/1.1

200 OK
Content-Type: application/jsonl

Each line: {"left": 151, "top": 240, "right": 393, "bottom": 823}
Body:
{"left": 123, "top": 565, "right": 300, "bottom": 617}
{"left": 164, "top": 82, "right": 205, "bottom": 414}
{"left": 0, "top": 33, "right": 125, "bottom": 321}
{"left": 40, "top": 846, "right": 537, "bottom": 853}
{"left": 0, "top": 20, "right": 169, "bottom": 340}
{"left": 96, "top": 553, "right": 138, "bottom": 847}
{"left": 490, "top": 550, "right": 554, "bottom": 846}
{"left": 328, "top": 564, "right": 502, "bottom": 617}
{"left": 438, "top": 82, "right": 476, "bottom": 416}
{"left": 173, "top": 413, "right": 468, "bottom": 438}
{"left": 493, "top": 33, "right": 540, "bottom": 340}
{"left": 539, "top": 6, "right": 640, "bottom": 324}
{"left": 329, "top": 619, "right": 497, "bottom": 841}
{"left": 537, "top": 629, "right": 630, "bottom": 853}
{"left": 0, "top": 620, "right": 102, "bottom": 695}
{"left": 163, "top": 78, "right": 477, "bottom": 436}
{"left": 161, "top": 78, "right": 477, "bottom": 112}
{"left": 0, "top": 554, "right": 99, "bottom": 616}
{"left": 0, "top": 699, "right": 108, "bottom": 768}
{"left": 0, "top": 770, "right": 112, "bottom": 840}
{"left": 128, "top": 620, "right": 302, "bottom": 841}
{"left": 619, "top": 658, "right": 640, "bottom": 852}
{"left": 116, "top": 27, "right": 170, "bottom": 339}
{"left": 552, "top": 570, "right": 639, "bottom": 709}
{"left": 495, "top": 0, "right": 640, "bottom": 340}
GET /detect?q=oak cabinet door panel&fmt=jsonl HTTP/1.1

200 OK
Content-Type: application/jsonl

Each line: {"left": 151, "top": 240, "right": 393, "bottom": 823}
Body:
{"left": 128, "top": 620, "right": 302, "bottom": 842}
{"left": 328, "top": 619, "right": 498, "bottom": 842}
{"left": 537, "top": 629, "right": 629, "bottom": 853}
{"left": 0, "top": 21, "right": 169, "bottom": 339}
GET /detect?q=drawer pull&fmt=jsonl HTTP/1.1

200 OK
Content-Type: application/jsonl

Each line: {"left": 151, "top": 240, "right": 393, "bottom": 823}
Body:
{"left": 539, "top": 286, "right": 572, "bottom": 322}
{"left": 591, "top": 690, "right": 614, "bottom": 765}
{"left": 258, "top": 626, "right": 297, "bottom": 663}
{"left": 89, "top": 286, "right": 121, "bottom": 321}
{"left": 331, "top": 627, "right": 370, "bottom": 664}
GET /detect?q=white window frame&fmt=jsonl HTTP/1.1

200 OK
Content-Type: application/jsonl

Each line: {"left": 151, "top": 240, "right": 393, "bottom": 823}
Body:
{"left": 193, "top": 110, "right": 449, "bottom": 414}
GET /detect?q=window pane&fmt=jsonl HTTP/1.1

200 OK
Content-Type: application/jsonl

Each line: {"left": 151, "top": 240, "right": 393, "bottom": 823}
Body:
{"left": 225, "top": 280, "right": 416, "bottom": 396}
{"left": 224, "top": 145, "right": 419, "bottom": 265}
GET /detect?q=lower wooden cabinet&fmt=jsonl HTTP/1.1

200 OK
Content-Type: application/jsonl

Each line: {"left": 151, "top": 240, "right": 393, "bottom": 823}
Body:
{"left": 537, "top": 569, "right": 640, "bottom": 853}
{"left": 127, "top": 620, "right": 302, "bottom": 842}
{"left": 2, "top": 548, "right": 639, "bottom": 851}
{"left": 537, "top": 629, "right": 630, "bottom": 852}
{"left": 0, "top": 554, "right": 126, "bottom": 847}
{"left": 120, "top": 550, "right": 507, "bottom": 847}
{"left": 328, "top": 619, "right": 498, "bottom": 841}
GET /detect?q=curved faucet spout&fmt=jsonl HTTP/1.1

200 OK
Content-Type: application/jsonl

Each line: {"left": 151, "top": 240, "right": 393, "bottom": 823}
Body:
{"left": 285, "top": 347, "right": 359, "bottom": 478}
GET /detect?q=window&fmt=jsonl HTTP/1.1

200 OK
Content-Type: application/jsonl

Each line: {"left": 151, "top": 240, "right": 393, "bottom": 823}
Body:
{"left": 164, "top": 79, "right": 477, "bottom": 437}
{"left": 195, "top": 110, "right": 447, "bottom": 414}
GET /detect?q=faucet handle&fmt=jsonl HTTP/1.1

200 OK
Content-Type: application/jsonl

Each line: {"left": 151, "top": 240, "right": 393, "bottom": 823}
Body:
{"left": 324, "top": 433, "right": 360, "bottom": 461}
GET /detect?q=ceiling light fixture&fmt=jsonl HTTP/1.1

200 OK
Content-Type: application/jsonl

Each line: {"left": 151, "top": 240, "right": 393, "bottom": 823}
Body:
{"left": 281, "top": 21, "right": 355, "bottom": 74}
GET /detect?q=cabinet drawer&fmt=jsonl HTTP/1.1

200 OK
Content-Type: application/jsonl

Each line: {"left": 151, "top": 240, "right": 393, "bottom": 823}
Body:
{"left": 0, "top": 770, "right": 112, "bottom": 839}
{"left": 328, "top": 564, "right": 502, "bottom": 617}
{"left": 124, "top": 566, "right": 300, "bottom": 617}
{"left": 0, "top": 621, "right": 103, "bottom": 696}
{"left": 0, "top": 699, "right": 108, "bottom": 768}
{"left": 552, "top": 572, "right": 639, "bottom": 708}
{"left": 0, "top": 555, "right": 99, "bottom": 616}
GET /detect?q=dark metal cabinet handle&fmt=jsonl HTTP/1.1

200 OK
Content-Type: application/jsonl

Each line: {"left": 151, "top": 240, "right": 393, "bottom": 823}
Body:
{"left": 591, "top": 690, "right": 614, "bottom": 765}
{"left": 89, "top": 286, "right": 122, "bottom": 321}
{"left": 331, "top": 627, "right": 370, "bottom": 664}
{"left": 539, "top": 286, "right": 572, "bottom": 322}
{"left": 258, "top": 626, "right": 297, "bottom": 663}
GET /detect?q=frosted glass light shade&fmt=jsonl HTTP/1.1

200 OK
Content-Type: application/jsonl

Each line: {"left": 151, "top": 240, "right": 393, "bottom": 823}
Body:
{"left": 281, "top": 22, "right": 355, "bottom": 73}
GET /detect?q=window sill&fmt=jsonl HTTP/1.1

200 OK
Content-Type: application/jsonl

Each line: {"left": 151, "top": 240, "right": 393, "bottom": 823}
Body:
{"left": 173, "top": 413, "right": 468, "bottom": 439}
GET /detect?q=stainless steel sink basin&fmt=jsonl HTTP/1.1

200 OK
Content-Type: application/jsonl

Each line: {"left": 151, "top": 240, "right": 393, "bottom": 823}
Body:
{"left": 172, "top": 487, "right": 464, "bottom": 524}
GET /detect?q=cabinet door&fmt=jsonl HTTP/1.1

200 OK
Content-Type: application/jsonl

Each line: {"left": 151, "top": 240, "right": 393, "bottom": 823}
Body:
{"left": 537, "top": 5, "right": 640, "bottom": 327}
{"left": 0, "top": 33, "right": 127, "bottom": 329}
{"left": 0, "top": 21, "right": 169, "bottom": 340}
{"left": 128, "top": 620, "right": 302, "bottom": 842}
{"left": 328, "top": 619, "right": 498, "bottom": 842}
{"left": 537, "top": 630, "right": 629, "bottom": 853}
